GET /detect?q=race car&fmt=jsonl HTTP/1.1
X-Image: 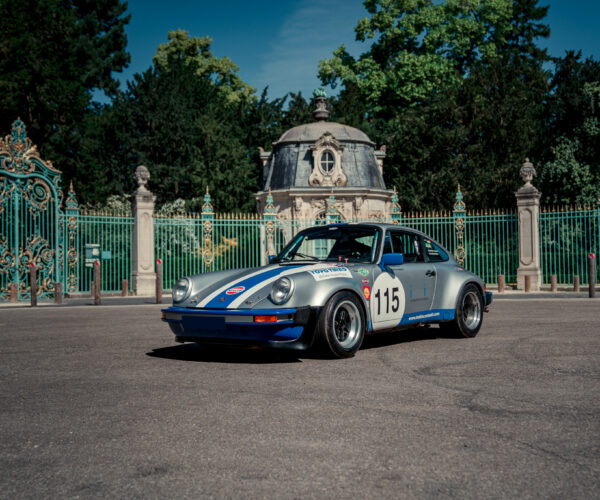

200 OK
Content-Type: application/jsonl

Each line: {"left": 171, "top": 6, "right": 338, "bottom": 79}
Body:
{"left": 161, "top": 223, "right": 492, "bottom": 358}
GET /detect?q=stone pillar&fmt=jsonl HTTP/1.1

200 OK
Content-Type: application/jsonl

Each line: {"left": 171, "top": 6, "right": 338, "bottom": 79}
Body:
{"left": 263, "top": 188, "right": 277, "bottom": 264}
{"left": 516, "top": 159, "right": 542, "bottom": 291}
{"left": 131, "top": 165, "right": 156, "bottom": 296}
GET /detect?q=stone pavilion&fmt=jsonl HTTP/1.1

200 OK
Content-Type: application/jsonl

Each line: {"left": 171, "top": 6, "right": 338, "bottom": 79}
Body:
{"left": 255, "top": 91, "right": 395, "bottom": 220}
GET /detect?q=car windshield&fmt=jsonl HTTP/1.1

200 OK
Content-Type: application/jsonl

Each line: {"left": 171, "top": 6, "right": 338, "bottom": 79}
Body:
{"left": 275, "top": 226, "right": 380, "bottom": 264}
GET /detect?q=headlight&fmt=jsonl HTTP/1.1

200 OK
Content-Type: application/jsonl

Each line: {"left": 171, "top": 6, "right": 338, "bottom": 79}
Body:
{"left": 172, "top": 278, "right": 191, "bottom": 302}
{"left": 270, "top": 277, "right": 294, "bottom": 305}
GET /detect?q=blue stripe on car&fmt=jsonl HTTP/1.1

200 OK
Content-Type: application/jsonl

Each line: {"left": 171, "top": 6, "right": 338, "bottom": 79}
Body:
{"left": 205, "top": 265, "right": 304, "bottom": 309}
{"left": 398, "top": 308, "right": 455, "bottom": 325}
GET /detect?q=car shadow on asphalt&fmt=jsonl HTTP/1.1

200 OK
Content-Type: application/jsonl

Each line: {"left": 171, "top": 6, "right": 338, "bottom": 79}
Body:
{"left": 360, "top": 326, "right": 443, "bottom": 350}
{"left": 147, "top": 343, "right": 303, "bottom": 364}
{"left": 147, "top": 327, "right": 443, "bottom": 364}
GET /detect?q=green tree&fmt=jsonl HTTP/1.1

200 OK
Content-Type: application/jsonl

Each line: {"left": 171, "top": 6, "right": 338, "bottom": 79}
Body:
{"left": 538, "top": 138, "right": 597, "bottom": 206}
{"left": 544, "top": 52, "right": 600, "bottom": 187}
{"left": 538, "top": 56, "right": 600, "bottom": 205}
{"left": 319, "top": 0, "right": 513, "bottom": 114}
{"left": 111, "top": 40, "right": 258, "bottom": 211}
{"left": 153, "top": 29, "right": 255, "bottom": 105}
{"left": 0, "top": 0, "right": 130, "bottom": 201}
{"left": 318, "top": 0, "right": 552, "bottom": 209}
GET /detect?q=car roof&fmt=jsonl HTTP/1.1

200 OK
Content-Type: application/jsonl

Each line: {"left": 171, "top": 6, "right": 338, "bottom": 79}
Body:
{"left": 316, "top": 222, "right": 431, "bottom": 238}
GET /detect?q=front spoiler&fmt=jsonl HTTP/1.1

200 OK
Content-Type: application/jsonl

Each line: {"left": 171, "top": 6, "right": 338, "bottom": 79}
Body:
{"left": 161, "top": 306, "right": 319, "bottom": 351}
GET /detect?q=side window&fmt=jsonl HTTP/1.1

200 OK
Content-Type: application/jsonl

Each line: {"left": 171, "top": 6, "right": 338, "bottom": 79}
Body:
{"left": 423, "top": 238, "right": 449, "bottom": 262}
{"left": 390, "top": 231, "right": 424, "bottom": 263}
{"left": 383, "top": 232, "right": 392, "bottom": 254}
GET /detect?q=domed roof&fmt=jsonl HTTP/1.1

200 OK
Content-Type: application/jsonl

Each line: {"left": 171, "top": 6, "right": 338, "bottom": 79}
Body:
{"left": 275, "top": 121, "right": 374, "bottom": 145}
{"left": 261, "top": 94, "right": 386, "bottom": 191}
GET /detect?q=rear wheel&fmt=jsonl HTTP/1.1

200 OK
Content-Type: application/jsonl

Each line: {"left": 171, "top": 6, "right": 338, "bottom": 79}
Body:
{"left": 440, "top": 283, "right": 483, "bottom": 338}
{"left": 316, "top": 291, "right": 365, "bottom": 358}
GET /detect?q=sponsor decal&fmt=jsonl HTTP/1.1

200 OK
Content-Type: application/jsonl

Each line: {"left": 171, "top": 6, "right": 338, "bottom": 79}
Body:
{"left": 362, "top": 278, "right": 369, "bottom": 284}
{"left": 309, "top": 266, "right": 352, "bottom": 281}
{"left": 455, "top": 266, "right": 464, "bottom": 272}
{"left": 407, "top": 311, "right": 440, "bottom": 321}
{"left": 225, "top": 286, "right": 245, "bottom": 295}
{"left": 356, "top": 268, "right": 369, "bottom": 277}
{"left": 363, "top": 286, "right": 371, "bottom": 300}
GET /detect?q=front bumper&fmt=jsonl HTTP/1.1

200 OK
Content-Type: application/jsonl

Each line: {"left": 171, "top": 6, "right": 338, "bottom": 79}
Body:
{"left": 161, "top": 306, "right": 318, "bottom": 350}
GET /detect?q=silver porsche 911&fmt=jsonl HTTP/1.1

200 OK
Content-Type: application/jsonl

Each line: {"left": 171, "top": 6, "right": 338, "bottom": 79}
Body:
{"left": 161, "top": 223, "right": 493, "bottom": 358}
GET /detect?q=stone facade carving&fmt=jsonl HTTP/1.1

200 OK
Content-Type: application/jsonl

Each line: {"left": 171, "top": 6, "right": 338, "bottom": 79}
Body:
{"left": 134, "top": 165, "right": 151, "bottom": 192}
{"left": 309, "top": 133, "right": 347, "bottom": 187}
{"left": 375, "top": 145, "right": 386, "bottom": 174}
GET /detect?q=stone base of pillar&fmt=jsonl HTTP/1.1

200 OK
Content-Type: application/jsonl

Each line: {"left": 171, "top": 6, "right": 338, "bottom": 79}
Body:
{"left": 517, "top": 268, "right": 542, "bottom": 291}
{"left": 132, "top": 271, "right": 157, "bottom": 297}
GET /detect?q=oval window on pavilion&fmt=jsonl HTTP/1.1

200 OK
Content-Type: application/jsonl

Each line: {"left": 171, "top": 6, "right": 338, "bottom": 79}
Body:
{"left": 320, "top": 150, "right": 335, "bottom": 174}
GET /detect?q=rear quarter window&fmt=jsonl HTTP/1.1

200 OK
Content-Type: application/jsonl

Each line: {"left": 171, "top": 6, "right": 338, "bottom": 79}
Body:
{"left": 423, "top": 238, "right": 449, "bottom": 262}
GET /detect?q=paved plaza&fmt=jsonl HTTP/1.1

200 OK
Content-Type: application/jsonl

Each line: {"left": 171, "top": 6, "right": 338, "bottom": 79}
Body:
{"left": 1, "top": 297, "right": 599, "bottom": 498}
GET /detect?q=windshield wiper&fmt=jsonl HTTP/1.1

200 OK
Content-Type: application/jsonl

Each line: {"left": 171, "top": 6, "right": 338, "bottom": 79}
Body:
{"left": 293, "top": 252, "right": 319, "bottom": 261}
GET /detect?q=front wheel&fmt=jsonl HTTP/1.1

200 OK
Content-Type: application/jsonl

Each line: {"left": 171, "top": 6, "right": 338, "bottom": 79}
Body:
{"left": 440, "top": 283, "right": 483, "bottom": 338}
{"left": 316, "top": 291, "right": 365, "bottom": 358}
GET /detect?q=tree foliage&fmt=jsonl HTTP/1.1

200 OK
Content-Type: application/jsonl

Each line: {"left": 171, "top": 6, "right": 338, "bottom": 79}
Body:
{"left": 110, "top": 51, "right": 258, "bottom": 211}
{"left": 319, "top": 0, "right": 513, "bottom": 113}
{"left": 0, "top": 0, "right": 130, "bottom": 201}
{"left": 1, "top": 0, "right": 599, "bottom": 211}
{"left": 318, "top": 0, "right": 563, "bottom": 210}
{"left": 153, "top": 29, "right": 255, "bottom": 106}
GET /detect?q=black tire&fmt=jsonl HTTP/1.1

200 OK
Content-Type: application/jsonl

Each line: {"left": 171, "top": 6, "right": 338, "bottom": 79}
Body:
{"left": 316, "top": 291, "right": 365, "bottom": 358}
{"left": 440, "top": 283, "right": 483, "bottom": 338}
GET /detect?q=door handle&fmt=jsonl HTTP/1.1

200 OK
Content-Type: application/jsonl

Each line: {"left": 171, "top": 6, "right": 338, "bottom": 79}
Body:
{"left": 425, "top": 269, "right": 436, "bottom": 277}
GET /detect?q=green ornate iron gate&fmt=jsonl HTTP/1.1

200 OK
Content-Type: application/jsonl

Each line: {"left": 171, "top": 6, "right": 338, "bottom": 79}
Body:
{"left": 0, "top": 119, "right": 64, "bottom": 300}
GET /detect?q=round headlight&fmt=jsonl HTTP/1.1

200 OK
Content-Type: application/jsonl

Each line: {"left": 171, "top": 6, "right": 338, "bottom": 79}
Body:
{"left": 172, "top": 278, "right": 191, "bottom": 302}
{"left": 270, "top": 277, "right": 294, "bottom": 305}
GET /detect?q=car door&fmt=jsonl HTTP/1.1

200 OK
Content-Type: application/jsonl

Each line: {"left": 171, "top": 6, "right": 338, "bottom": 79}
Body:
{"left": 370, "top": 229, "right": 437, "bottom": 330}
{"left": 387, "top": 230, "right": 436, "bottom": 315}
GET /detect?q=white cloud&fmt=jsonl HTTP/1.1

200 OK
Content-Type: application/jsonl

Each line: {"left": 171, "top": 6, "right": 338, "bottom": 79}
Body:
{"left": 255, "top": 0, "right": 367, "bottom": 99}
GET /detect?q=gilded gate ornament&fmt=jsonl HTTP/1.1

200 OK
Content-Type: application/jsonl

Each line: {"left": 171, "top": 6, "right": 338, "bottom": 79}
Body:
{"left": 201, "top": 186, "right": 214, "bottom": 269}
{"left": 0, "top": 118, "right": 60, "bottom": 176}
{"left": 0, "top": 119, "right": 64, "bottom": 300}
{"left": 390, "top": 186, "right": 402, "bottom": 224}
{"left": 453, "top": 184, "right": 466, "bottom": 266}
{"left": 65, "top": 182, "right": 79, "bottom": 292}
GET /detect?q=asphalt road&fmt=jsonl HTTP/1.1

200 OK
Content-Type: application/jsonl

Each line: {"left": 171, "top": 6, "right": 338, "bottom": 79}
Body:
{"left": 1, "top": 298, "right": 599, "bottom": 498}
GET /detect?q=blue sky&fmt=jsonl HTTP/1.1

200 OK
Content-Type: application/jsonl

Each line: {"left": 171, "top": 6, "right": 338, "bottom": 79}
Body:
{"left": 116, "top": 0, "right": 600, "bottom": 100}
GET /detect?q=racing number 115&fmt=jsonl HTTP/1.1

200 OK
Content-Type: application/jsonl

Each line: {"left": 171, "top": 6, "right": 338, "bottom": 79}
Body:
{"left": 374, "top": 287, "right": 400, "bottom": 315}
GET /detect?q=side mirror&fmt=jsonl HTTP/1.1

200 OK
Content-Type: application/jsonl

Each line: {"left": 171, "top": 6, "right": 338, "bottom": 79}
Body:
{"left": 381, "top": 253, "right": 404, "bottom": 269}
{"left": 268, "top": 255, "right": 275, "bottom": 264}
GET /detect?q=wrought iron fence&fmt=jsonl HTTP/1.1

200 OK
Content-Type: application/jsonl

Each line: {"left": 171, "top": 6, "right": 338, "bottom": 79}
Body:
{"left": 465, "top": 210, "right": 519, "bottom": 285}
{"left": 540, "top": 205, "right": 600, "bottom": 285}
{"left": 153, "top": 211, "right": 520, "bottom": 289}
{"left": 154, "top": 213, "right": 264, "bottom": 289}
{"left": 62, "top": 208, "right": 133, "bottom": 293}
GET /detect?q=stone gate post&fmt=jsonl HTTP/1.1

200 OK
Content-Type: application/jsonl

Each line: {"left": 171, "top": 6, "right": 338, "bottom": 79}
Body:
{"left": 131, "top": 165, "right": 156, "bottom": 296}
{"left": 516, "top": 159, "right": 542, "bottom": 291}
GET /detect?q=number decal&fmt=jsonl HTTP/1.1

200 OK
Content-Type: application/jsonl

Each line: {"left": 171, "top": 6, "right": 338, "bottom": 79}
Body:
{"left": 370, "top": 273, "right": 405, "bottom": 330}
{"left": 391, "top": 287, "right": 399, "bottom": 312}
